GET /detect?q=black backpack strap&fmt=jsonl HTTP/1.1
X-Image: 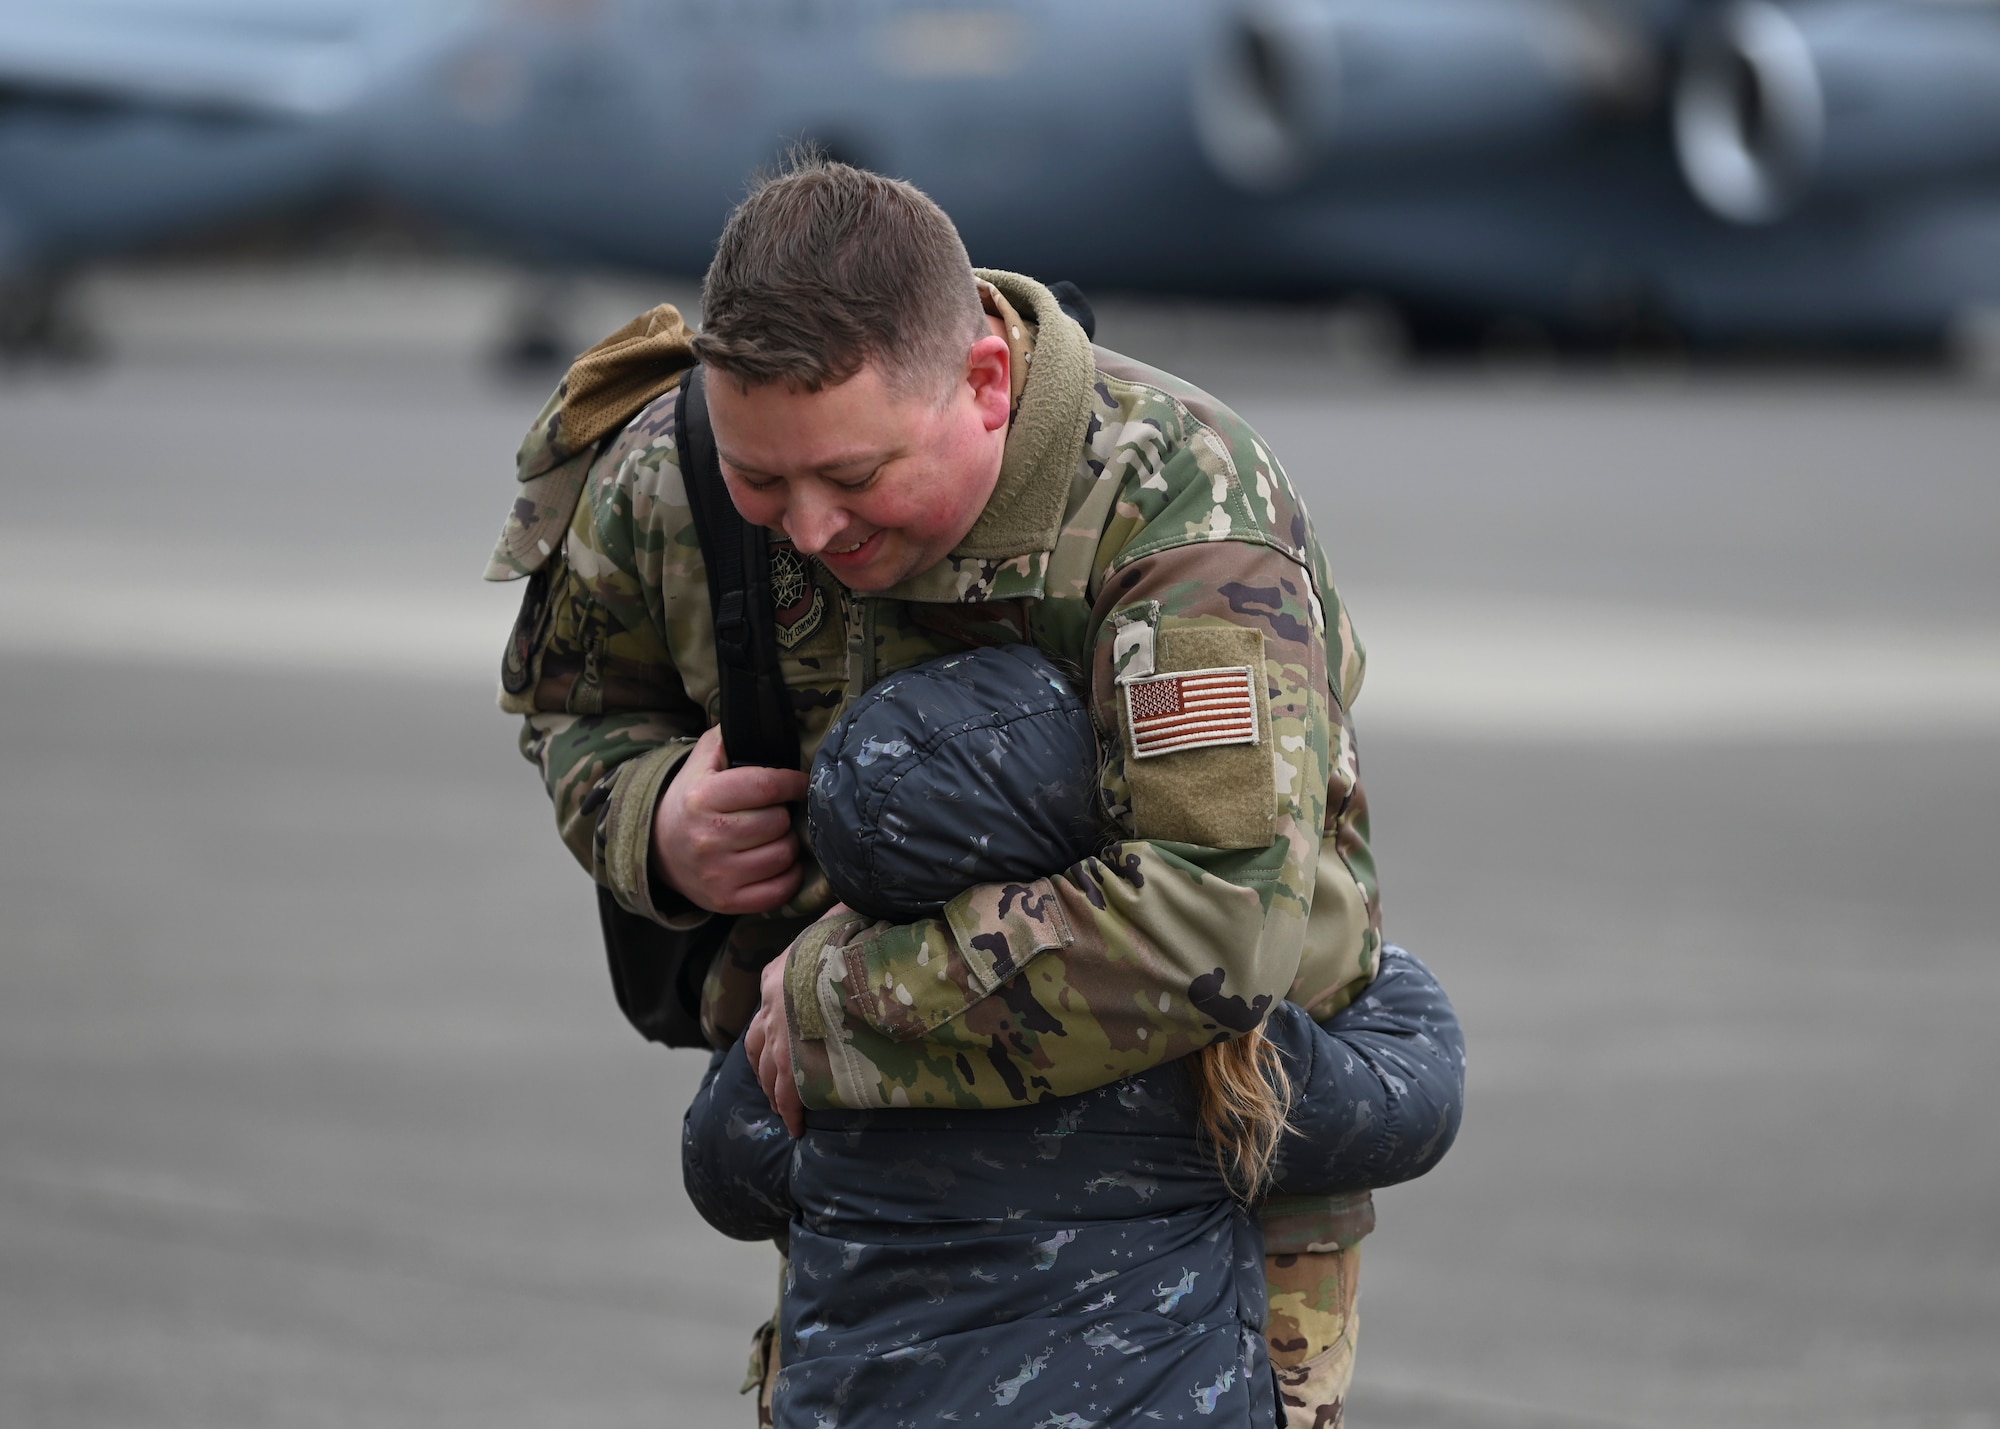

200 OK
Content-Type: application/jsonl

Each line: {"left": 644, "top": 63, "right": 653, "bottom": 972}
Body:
{"left": 677, "top": 365, "right": 802, "bottom": 773}
{"left": 594, "top": 365, "right": 801, "bottom": 1049}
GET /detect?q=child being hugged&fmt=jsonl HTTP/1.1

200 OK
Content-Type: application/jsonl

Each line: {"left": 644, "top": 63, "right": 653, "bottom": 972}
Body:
{"left": 685, "top": 645, "right": 1465, "bottom": 1429}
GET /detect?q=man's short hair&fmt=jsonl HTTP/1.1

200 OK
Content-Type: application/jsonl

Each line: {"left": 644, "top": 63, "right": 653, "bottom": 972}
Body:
{"left": 693, "top": 153, "right": 986, "bottom": 399}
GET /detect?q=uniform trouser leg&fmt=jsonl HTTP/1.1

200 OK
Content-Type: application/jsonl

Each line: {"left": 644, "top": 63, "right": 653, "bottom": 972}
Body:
{"left": 746, "top": 1254, "right": 785, "bottom": 1428}
{"left": 1265, "top": 1245, "right": 1361, "bottom": 1429}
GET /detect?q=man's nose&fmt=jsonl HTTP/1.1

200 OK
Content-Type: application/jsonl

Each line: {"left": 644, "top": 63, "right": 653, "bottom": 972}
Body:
{"left": 783, "top": 485, "right": 849, "bottom": 555}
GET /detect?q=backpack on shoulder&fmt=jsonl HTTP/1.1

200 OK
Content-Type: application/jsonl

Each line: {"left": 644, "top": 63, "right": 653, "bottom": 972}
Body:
{"left": 596, "top": 365, "right": 797, "bottom": 1047}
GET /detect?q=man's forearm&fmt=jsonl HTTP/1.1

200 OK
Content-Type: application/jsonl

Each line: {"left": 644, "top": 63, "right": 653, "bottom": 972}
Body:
{"left": 784, "top": 839, "right": 1312, "bottom": 1110}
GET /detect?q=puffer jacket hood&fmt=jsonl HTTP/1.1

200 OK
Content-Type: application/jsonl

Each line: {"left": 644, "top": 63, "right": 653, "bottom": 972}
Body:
{"left": 806, "top": 644, "right": 1104, "bottom": 922}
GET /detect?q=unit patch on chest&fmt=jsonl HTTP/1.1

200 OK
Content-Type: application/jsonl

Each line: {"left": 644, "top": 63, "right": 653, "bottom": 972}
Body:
{"left": 1123, "top": 666, "right": 1261, "bottom": 757}
{"left": 769, "top": 542, "right": 828, "bottom": 649}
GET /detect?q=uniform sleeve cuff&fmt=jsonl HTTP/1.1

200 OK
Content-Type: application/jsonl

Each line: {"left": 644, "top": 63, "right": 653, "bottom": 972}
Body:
{"left": 782, "top": 909, "right": 882, "bottom": 1111}
{"left": 1257, "top": 1192, "right": 1376, "bottom": 1254}
{"left": 782, "top": 908, "right": 875, "bottom": 1042}
{"left": 604, "top": 740, "right": 705, "bottom": 928}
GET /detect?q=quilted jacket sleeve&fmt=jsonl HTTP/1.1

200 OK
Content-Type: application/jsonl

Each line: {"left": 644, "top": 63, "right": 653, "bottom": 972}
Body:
{"left": 682, "top": 1042, "right": 797, "bottom": 1242}
{"left": 1265, "top": 946, "right": 1466, "bottom": 1197}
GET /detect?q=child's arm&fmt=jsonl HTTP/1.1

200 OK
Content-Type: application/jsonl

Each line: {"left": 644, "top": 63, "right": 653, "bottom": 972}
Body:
{"left": 682, "top": 1040, "right": 797, "bottom": 1242}
{"left": 1263, "top": 946, "right": 1466, "bottom": 1199}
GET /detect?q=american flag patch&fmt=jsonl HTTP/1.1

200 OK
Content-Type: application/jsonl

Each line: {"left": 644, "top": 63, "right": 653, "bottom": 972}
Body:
{"left": 1123, "top": 666, "right": 1261, "bottom": 759}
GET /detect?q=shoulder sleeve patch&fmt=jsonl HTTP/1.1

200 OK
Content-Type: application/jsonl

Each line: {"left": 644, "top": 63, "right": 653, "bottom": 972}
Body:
{"left": 1124, "top": 624, "right": 1276, "bottom": 850}
{"left": 499, "top": 565, "right": 554, "bottom": 700}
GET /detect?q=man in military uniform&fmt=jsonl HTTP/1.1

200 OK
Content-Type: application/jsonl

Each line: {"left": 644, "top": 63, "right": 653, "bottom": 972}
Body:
{"left": 492, "top": 157, "right": 1390, "bottom": 1426}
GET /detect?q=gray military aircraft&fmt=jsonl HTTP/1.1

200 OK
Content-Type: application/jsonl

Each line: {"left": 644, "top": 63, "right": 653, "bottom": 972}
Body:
{"left": 352, "top": 0, "right": 2000, "bottom": 352}
{"left": 0, "top": 0, "right": 472, "bottom": 352}
{"left": 9, "top": 0, "right": 1999, "bottom": 353}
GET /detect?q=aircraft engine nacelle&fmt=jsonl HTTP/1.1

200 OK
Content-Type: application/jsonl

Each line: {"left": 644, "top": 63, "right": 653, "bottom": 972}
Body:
{"left": 1676, "top": 0, "right": 2000, "bottom": 224}
{"left": 1193, "top": 0, "right": 1653, "bottom": 193}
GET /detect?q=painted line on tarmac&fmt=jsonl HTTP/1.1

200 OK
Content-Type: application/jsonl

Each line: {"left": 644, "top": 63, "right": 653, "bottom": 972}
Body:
{"left": 0, "top": 568, "right": 515, "bottom": 682}
{"left": 1356, "top": 591, "right": 2000, "bottom": 740}
{"left": 2, "top": 539, "right": 1996, "bottom": 740}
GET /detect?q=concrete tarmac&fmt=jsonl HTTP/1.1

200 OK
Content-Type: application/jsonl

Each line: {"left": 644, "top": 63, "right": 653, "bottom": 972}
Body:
{"left": 2, "top": 266, "right": 1996, "bottom": 1429}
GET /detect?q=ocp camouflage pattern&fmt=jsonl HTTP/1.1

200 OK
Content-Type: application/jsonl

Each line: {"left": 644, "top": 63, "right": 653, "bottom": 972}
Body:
{"left": 1266, "top": 1242, "right": 1363, "bottom": 1429}
{"left": 498, "top": 269, "right": 1382, "bottom": 1099}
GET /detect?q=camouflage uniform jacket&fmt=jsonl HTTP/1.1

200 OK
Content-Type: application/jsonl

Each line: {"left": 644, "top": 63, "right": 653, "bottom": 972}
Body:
{"left": 491, "top": 271, "right": 1383, "bottom": 1246}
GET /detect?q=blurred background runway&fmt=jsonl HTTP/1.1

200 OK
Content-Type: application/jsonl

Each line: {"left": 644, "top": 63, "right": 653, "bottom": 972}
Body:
{"left": 1, "top": 264, "right": 1996, "bottom": 1429}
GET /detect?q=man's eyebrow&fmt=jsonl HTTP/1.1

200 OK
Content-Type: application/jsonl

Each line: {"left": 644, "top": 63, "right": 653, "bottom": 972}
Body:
{"left": 716, "top": 451, "right": 780, "bottom": 480}
{"left": 717, "top": 446, "right": 896, "bottom": 478}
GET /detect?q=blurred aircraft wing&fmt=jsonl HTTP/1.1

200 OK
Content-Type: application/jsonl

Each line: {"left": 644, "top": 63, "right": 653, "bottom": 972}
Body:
{"left": 0, "top": 0, "right": 474, "bottom": 120}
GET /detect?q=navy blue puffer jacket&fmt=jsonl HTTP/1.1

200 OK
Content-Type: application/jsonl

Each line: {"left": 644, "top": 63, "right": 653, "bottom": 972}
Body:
{"left": 690, "top": 647, "right": 1463, "bottom": 1425}
{"left": 806, "top": 643, "right": 1106, "bottom": 921}
{"left": 684, "top": 946, "right": 1463, "bottom": 1428}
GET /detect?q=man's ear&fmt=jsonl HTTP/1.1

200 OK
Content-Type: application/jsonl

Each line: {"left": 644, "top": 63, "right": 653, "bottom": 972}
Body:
{"left": 963, "top": 334, "right": 1013, "bottom": 432}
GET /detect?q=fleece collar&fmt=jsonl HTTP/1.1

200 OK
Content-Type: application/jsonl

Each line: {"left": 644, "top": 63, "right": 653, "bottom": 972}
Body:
{"left": 951, "top": 269, "right": 1097, "bottom": 562}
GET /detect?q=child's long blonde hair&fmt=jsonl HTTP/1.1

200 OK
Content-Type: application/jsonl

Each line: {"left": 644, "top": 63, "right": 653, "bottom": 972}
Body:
{"left": 1186, "top": 1025, "right": 1292, "bottom": 1197}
